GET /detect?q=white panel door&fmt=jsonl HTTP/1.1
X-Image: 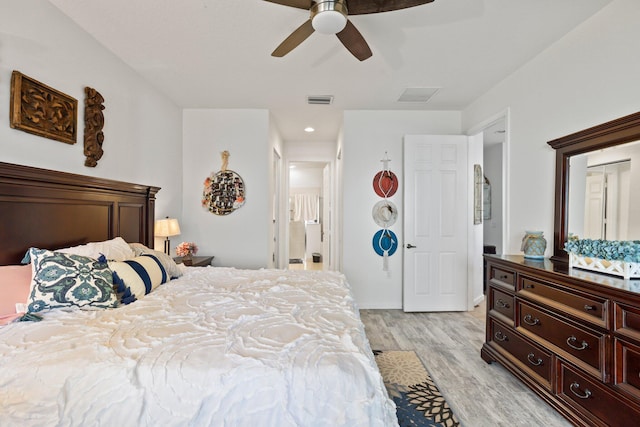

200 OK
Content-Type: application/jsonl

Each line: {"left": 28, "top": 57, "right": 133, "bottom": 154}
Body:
{"left": 403, "top": 135, "right": 468, "bottom": 312}
{"left": 584, "top": 173, "right": 605, "bottom": 239}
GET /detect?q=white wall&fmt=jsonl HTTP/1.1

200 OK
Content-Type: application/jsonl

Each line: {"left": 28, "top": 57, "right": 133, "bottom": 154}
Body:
{"left": 182, "top": 109, "right": 271, "bottom": 268}
{"left": 290, "top": 169, "right": 323, "bottom": 188}
{"left": 0, "top": 0, "right": 183, "bottom": 228}
{"left": 463, "top": 0, "right": 640, "bottom": 256}
{"left": 342, "top": 111, "right": 462, "bottom": 309}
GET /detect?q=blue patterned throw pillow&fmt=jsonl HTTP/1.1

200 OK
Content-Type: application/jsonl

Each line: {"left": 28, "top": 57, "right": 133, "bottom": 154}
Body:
{"left": 28, "top": 248, "right": 118, "bottom": 312}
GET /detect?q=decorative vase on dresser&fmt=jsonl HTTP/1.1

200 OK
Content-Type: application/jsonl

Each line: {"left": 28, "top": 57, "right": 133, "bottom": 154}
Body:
{"left": 482, "top": 254, "right": 640, "bottom": 426}
{"left": 521, "top": 231, "right": 547, "bottom": 259}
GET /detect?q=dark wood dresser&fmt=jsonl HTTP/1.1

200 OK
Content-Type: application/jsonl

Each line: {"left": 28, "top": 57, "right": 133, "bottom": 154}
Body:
{"left": 482, "top": 254, "right": 640, "bottom": 426}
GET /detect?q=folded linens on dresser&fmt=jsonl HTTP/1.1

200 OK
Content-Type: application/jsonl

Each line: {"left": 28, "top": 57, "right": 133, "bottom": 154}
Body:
{"left": 0, "top": 267, "right": 397, "bottom": 427}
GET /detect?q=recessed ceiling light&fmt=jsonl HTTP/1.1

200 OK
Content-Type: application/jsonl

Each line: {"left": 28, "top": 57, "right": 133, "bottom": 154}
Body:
{"left": 304, "top": 127, "right": 315, "bottom": 133}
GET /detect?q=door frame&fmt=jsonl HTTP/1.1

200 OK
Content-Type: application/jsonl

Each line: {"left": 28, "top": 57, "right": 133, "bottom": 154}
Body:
{"left": 466, "top": 109, "right": 510, "bottom": 308}
{"left": 467, "top": 109, "right": 511, "bottom": 260}
{"left": 281, "top": 148, "right": 338, "bottom": 270}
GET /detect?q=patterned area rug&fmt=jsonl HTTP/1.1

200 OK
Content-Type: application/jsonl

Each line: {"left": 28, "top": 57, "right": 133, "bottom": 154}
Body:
{"left": 374, "top": 350, "right": 460, "bottom": 427}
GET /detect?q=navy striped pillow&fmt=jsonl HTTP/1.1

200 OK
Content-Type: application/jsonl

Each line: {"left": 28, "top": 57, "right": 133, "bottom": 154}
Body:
{"left": 108, "top": 254, "right": 168, "bottom": 304}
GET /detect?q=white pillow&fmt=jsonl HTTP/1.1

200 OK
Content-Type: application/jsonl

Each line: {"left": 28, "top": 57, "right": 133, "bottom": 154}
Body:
{"left": 57, "top": 237, "right": 134, "bottom": 261}
{"left": 128, "top": 243, "right": 183, "bottom": 278}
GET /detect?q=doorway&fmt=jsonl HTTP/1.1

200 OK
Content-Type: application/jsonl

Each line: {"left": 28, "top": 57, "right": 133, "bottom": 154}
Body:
{"left": 481, "top": 117, "right": 507, "bottom": 256}
{"left": 288, "top": 161, "right": 328, "bottom": 271}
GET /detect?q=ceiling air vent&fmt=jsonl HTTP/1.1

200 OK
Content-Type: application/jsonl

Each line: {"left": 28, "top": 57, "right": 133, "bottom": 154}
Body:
{"left": 307, "top": 95, "right": 334, "bottom": 105}
{"left": 397, "top": 87, "right": 440, "bottom": 103}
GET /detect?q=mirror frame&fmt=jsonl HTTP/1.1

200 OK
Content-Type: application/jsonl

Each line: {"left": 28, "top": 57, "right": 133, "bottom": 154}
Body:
{"left": 548, "top": 111, "right": 640, "bottom": 264}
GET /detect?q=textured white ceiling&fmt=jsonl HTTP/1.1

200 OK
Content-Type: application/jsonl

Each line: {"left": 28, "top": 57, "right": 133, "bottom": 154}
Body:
{"left": 48, "top": 0, "right": 611, "bottom": 142}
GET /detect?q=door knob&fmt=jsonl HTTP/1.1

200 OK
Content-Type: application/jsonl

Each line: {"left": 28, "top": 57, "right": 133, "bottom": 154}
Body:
{"left": 406, "top": 244, "right": 416, "bottom": 249}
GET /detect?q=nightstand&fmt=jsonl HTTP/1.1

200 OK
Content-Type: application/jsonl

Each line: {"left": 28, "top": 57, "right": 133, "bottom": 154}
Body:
{"left": 173, "top": 256, "right": 214, "bottom": 267}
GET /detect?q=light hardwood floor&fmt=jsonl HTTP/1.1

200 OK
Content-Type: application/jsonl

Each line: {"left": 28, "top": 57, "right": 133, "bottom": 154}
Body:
{"left": 360, "top": 305, "right": 572, "bottom": 427}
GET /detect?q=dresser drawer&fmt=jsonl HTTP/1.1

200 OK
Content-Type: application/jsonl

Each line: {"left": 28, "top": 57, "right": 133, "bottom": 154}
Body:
{"left": 614, "top": 338, "right": 640, "bottom": 402}
{"left": 489, "top": 287, "right": 514, "bottom": 325}
{"left": 489, "top": 265, "right": 516, "bottom": 291}
{"left": 517, "top": 301, "right": 607, "bottom": 380}
{"left": 488, "top": 318, "right": 553, "bottom": 389}
{"left": 557, "top": 361, "right": 640, "bottom": 427}
{"left": 519, "top": 275, "right": 608, "bottom": 328}
{"left": 615, "top": 302, "right": 640, "bottom": 342}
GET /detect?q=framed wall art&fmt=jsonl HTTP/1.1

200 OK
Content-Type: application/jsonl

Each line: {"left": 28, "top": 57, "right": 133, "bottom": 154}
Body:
{"left": 473, "top": 164, "right": 483, "bottom": 224}
{"left": 10, "top": 71, "right": 78, "bottom": 145}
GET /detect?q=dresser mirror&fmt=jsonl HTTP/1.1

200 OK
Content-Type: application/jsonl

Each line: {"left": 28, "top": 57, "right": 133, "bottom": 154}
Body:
{"left": 548, "top": 111, "right": 640, "bottom": 264}
{"left": 568, "top": 140, "right": 640, "bottom": 241}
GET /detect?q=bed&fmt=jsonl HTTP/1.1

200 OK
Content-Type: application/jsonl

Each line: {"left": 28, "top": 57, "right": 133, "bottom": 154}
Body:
{"left": 0, "top": 162, "right": 397, "bottom": 426}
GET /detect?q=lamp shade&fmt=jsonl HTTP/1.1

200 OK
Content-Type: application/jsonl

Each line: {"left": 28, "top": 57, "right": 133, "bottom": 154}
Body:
{"left": 312, "top": 11, "right": 347, "bottom": 34}
{"left": 311, "top": 1, "right": 348, "bottom": 35}
{"left": 155, "top": 218, "right": 181, "bottom": 237}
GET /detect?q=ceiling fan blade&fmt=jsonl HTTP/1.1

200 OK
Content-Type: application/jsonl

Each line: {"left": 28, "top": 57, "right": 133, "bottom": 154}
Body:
{"left": 272, "top": 19, "right": 315, "bottom": 57}
{"left": 348, "top": 0, "right": 435, "bottom": 15}
{"left": 336, "top": 20, "right": 372, "bottom": 61}
{"left": 263, "top": 0, "right": 312, "bottom": 10}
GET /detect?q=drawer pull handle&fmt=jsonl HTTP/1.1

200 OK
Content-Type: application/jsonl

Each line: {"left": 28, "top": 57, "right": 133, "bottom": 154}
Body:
{"left": 566, "top": 336, "right": 589, "bottom": 351}
{"left": 569, "top": 382, "right": 592, "bottom": 399}
{"left": 499, "top": 275, "right": 509, "bottom": 281}
{"left": 494, "top": 331, "right": 508, "bottom": 342}
{"left": 524, "top": 283, "right": 534, "bottom": 289}
{"left": 584, "top": 305, "right": 596, "bottom": 311}
{"left": 523, "top": 314, "right": 540, "bottom": 326}
{"left": 496, "top": 299, "right": 510, "bottom": 309}
{"left": 527, "top": 353, "right": 543, "bottom": 366}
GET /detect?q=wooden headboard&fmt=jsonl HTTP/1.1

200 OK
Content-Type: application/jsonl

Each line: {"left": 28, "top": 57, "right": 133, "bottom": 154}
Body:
{"left": 0, "top": 162, "right": 160, "bottom": 265}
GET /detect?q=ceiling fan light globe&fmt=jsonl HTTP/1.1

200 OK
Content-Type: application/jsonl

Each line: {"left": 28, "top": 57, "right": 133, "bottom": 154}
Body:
{"left": 312, "top": 11, "right": 347, "bottom": 34}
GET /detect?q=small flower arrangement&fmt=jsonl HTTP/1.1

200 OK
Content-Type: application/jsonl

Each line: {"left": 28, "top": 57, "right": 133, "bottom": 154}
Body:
{"left": 176, "top": 242, "right": 198, "bottom": 257}
{"left": 564, "top": 237, "right": 640, "bottom": 263}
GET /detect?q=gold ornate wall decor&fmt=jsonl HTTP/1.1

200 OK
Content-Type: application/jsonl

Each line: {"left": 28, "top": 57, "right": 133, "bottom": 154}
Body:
{"left": 10, "top": 71, "right": 78, "bottom": 145}
{"left": 83, "top": 87, "right": 105, "bottom": 167}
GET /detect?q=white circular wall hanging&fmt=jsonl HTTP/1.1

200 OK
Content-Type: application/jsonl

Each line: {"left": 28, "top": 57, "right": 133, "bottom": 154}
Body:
{"left": 372, "top": 200, "right": 398, "bottom": 228}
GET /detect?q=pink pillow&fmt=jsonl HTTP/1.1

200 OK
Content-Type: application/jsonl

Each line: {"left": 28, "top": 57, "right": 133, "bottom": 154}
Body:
{"left": 0, "top": 265, "right": 32, "bottom": 319}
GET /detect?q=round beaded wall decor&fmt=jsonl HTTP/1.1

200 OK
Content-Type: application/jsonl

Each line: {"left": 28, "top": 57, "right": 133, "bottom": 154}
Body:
{"left": 202, "top": 169, "right": 245, "bottom": 216}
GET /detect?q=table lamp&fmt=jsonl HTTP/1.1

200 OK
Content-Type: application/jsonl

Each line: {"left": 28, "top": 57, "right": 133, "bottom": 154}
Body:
{"left": 154, "top": 217, "right": 181, "bottom": 255}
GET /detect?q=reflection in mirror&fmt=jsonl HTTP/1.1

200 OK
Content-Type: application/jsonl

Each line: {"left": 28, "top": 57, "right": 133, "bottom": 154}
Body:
{"left": 568, "top": 140, "right": 640, "bottom": 241}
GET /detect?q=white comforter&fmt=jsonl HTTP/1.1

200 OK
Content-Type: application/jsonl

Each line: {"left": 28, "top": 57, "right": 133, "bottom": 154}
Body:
{"left": 0, "top": 267, "right": 397, "bottom": 427}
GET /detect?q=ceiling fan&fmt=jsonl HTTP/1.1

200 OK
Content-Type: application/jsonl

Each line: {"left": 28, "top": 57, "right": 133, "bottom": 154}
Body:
{"left": 265, "top": 0, "right": 435, "bottom": 61}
